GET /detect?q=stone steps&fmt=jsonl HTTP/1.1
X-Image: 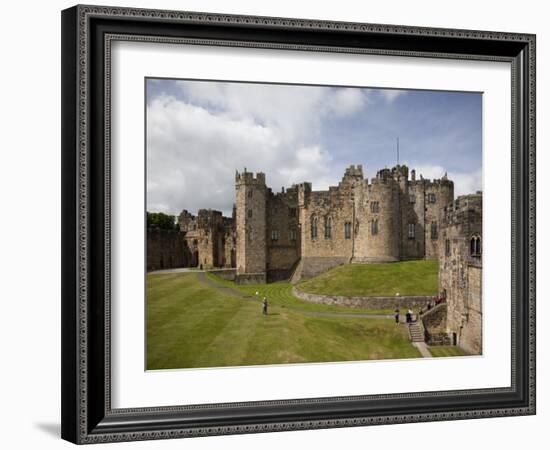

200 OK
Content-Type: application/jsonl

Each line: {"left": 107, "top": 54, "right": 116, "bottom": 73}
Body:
{"left": 408, "top": 322, "right": 425, "bottom": 342}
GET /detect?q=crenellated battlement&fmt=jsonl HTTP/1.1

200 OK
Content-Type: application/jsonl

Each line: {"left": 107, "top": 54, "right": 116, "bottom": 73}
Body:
{"left": 235, "top": 168, "right": 266, "bottom": 185}
{"left": 442, "top": 192, "right": 482, "bottom": 221}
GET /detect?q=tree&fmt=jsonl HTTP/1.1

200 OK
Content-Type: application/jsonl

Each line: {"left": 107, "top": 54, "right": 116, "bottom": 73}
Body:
{"left": 147, "top": 212, "right": 177, "bottom": 230}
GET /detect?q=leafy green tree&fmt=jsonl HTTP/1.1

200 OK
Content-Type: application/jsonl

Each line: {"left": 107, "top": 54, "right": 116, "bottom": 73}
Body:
{"left": 147, "top": 212, "right": 177, "bottom": 230}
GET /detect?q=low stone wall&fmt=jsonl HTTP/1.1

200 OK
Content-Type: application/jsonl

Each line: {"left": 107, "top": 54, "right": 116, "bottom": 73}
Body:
{"left": 235, "top": 272, "right": 266, "bottom": 285}
{"left": 426, "top": 332, "right": 452, "bottom": 346}
{"left": 292, "top": 287, "right": 433, "bottom": 310}
{"left": 208, "top": 269, "right": 236, "bottom": 281}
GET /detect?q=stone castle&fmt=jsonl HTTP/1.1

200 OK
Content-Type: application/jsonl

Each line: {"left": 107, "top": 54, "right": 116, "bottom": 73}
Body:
{"left": 234, "top": 164, "right": 453, "bottom": 284}
{"left": 147, "top": 164, "right": 482, "bottom": 354}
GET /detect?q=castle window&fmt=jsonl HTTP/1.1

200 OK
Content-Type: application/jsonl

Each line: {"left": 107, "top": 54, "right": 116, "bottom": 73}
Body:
{"left": 311, "top": 216, "right": 318, "bottom": 239}
{"left": 409, "top": 194, "right": 416, "bottom": 203}
{"left": 370, "top": 201, "right": 380, "bottom": 213}
{"left": 344, "top": 222, "right": 352, "bottom": 239}
{"left": 470, "top": 234, "right": 481, "bottom": 257}
{"left": 289, "top": 229, "right": 297, "bottom": 241}
{"left": 247, "top": 209, "right": 253, "bottom": 218}
{"left": 289, "top": 208, "right": 297, "bottom": 218}
{"left": 427, "top": 193, "right": 436, "bottom": 204}
{"left": 324, "top": 216, "right": 332, "bottom": 239}
{"left": 271, "top": 230, "right": 279, "bottom": 241}
{"left": 371, "top": 220, "right": 378, "bottom": 236}
{"left": 247, "top": 190, "right": 253, "bottom": 198}
{"left": 431, "top": 222, "right": 438, "bottom": 239}
{"left": 445, "top": 239, "right": 451, "bottom": 256}
{"left": 408, "top": 223, "right": 416, "bottom": 239}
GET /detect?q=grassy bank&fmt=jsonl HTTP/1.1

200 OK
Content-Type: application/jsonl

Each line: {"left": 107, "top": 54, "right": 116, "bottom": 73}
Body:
{"left": 298, "top": 260, "right": 439, "bottom": 297}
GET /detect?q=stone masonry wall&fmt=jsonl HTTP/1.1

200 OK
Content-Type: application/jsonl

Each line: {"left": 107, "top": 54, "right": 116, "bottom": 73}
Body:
{"left": 235, "top": 171, "right": 267, "bottom": 281}
{"left": 147, "top": 228, "right": 190, "bottom": 271}
{"left": 266, "top": 187, "right": 300, "bottom": 271}
{"left": 438, "top": 193, "right": 482, "bottom": 354}
{"left": 234, "top": 164, "right": 458, "bottom": 283}
{"left": 293, "top": 287, "right": 432, "bottom": 310}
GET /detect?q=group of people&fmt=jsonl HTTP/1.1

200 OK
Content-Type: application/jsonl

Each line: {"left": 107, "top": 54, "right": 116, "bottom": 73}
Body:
{"left": 394, "top": 292, "right": 447, "bottom": 324}
{"left": 394, "top": 308, "right": 415, "bottom": 324}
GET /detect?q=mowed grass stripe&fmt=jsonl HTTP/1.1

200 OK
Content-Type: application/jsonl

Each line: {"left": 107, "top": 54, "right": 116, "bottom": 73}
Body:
{"left": 147, "top": 273, "right": 248, "bottom": 369}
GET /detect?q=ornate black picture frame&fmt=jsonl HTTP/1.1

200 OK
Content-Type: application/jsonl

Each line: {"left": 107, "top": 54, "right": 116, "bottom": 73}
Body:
{"left": 61, "top": 4, "right": 536, "bottom": 444}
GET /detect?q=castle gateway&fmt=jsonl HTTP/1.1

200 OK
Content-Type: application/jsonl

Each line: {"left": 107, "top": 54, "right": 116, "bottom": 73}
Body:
{"left": 235, "top": 164, "right": 453, "bottom": 284}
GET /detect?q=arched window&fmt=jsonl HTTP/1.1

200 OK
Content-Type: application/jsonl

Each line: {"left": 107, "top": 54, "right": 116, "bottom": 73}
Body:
{"left": 311, "top": 216, "right": 318, "bottom": 239}
{"left": 324, "top": 216, "right": 332, "bottom": 239}
{"left": 470, "top": 234, "right": 481, "bottom": 257}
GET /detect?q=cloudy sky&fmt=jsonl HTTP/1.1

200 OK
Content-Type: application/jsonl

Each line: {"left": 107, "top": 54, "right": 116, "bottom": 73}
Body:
{"left": 146, "top": 78, "right": 482, "bottom": 217}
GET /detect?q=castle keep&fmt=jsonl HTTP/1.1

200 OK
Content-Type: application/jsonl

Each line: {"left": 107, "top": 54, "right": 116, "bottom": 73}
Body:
{"left": 235, "top": 165, "right": 453, "bottom": 283}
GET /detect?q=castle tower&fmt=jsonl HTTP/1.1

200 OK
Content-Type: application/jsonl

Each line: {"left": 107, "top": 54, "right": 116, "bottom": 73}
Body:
{"left": 366, "top": 171, "right": 400, "bottom": 262}
{"left": 423, "top": 176, "right": 454, "bottom": 259}
{"left": 235, "top": 169, "right": 267, "bottom": 284}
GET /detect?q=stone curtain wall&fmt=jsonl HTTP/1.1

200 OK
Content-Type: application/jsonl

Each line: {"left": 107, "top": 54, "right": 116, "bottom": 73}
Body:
{"left": 147, "top": 228, "right": 190, "bottom": 271}
{"left": 266, "top": 186, "right": 300, "bottom": 274}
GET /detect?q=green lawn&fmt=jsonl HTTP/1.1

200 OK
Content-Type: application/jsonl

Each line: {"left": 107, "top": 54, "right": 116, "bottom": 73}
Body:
{"left": 428, "top": 346, "right": 469, "bottom": 357}
{"left": 147, "top": 272, "right": 421, "bottom": 370}
{"left": 297, "top": 260, "right": 439, "bottom": 297}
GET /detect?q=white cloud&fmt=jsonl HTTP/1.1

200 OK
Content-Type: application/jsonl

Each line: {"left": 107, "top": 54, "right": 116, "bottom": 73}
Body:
{"left": 146, "top": 83, "right": 366, "bottom": 216}
{"left": 328, "top": 88, "right": 369, "bottom": 116}
{"left": 380, "top": 89, "right": 405, "bottom": 103}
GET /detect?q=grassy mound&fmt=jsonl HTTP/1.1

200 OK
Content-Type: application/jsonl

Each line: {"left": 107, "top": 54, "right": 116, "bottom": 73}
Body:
{"left": 297, "top": 260, "right": 439, "bottom": 297}
{"left": 205, "top": 273, "right": 395, "bottom": 315}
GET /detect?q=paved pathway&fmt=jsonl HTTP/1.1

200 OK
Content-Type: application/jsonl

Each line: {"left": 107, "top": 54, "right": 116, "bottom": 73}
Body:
{"left": 412, "top": 342, "right": 433, "bottom": 358}
{"left": 196, "top": 272, "right": 393, "bottom": 319}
